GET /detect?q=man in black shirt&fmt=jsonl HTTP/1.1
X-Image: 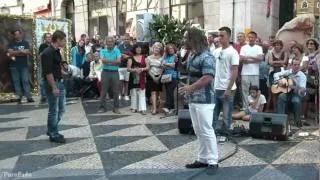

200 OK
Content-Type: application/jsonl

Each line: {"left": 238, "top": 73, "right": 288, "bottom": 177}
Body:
{"left": 7, "top": 29, "right": 34, "bottom": 104}
{"left": 118, "top": 33, "right": 133, "bottom": 100}
{"left": 41, "top": 30, "right": 67, "bottom": 143}
{"left": 38, "top": 33, "right": 52, "bottom": 103}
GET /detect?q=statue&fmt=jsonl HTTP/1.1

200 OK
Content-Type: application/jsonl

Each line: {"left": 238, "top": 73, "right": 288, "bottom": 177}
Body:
{"left": 276, "top": 14, "right": 315, "bottom": 50}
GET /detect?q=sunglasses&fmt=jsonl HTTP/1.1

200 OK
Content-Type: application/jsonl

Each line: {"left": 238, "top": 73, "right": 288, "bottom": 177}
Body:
{"left": 218, "top": 52, "right": 223, "bottom": 60}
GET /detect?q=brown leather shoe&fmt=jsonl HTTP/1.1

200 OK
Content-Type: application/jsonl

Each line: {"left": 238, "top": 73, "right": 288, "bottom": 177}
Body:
{"left": 113, "top": 109, "right": 121, "bottom": 114}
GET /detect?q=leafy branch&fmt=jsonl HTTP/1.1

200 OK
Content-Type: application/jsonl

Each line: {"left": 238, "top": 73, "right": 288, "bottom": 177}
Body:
{"left": 149, "top": 14, "right": 188, "bottom": 46}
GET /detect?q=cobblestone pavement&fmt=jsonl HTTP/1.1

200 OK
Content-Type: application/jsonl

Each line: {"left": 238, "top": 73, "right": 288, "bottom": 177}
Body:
{"left": 0, "top": 98, "right": 319, "bottom": 180}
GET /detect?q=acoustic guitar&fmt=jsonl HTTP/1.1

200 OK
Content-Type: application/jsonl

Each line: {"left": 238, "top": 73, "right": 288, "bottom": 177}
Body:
{"left": 271, "top": 78, "right": 294, "bottom": 94}
{"left": 271, "top": 78, "right": 306, "bottom": 97}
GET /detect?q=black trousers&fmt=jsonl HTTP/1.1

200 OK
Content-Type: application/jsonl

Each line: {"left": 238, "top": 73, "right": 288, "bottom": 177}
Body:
{"left": 164, "top": 79, "right": 178, "bottom": 110}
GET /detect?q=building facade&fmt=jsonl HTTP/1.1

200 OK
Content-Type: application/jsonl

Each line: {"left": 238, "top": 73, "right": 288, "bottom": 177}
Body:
{"left": 3, "top": 0, "right": 317, "bottom": 42}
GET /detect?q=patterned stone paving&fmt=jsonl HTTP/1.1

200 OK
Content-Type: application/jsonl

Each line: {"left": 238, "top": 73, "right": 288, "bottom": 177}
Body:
{"left": 0, "top": 98, "right": 318, "bottom": 180}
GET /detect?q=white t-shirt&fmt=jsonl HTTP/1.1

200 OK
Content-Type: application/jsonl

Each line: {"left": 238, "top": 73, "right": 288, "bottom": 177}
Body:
{"left": 240, "top": 44, "right": 263, "bottom": 76}
{"left": 85, "top": 44, "right": 92, "bottom": 55}
{"left": 213, "top": 46, "right": 239, "bottom": 90}
{"left": 248, "top": 94, "right": 266, "bottom": 113}
{"left": 209, "top": 44, "right": 215, "bottom": 55}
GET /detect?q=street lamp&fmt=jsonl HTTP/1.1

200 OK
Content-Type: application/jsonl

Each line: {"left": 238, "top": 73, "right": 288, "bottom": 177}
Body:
{"left": 1, "top": 5, "right": 10, "bottom": 14}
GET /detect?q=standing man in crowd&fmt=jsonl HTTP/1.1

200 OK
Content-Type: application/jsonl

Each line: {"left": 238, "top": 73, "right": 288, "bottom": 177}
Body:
{"left": 41, "top": 30, "right": 67, "bottom": 143}
{"left": 98, "top": 36, "right": 122, "bottom": 114}
{"left": 179, "top": 27, "right": 218, "bottom": 173}
{"left": 7, "top": 29, "right": 34, "bottom": 104}
{"left": 80, "top": 34, "right": 86, "bottom": 43}
{"left": 208, "top": 33, "right": 217, "bottom": 55}
{"left": 38, "top": 33, "right": 52, "bottom": 104}
{"left": 118, "top": 33, "right": 133, "bottom": 101}
{"left": 85, "top": 36, "right": 92, "bottom": 55}
{"left": 240, "top": 31, "right": 263, "bottom": 109}
{"left": 212, "top": 27, "right": 239, "bottom": 134}
{"left": 234, "top": 32, "right": 246, "bottom": 54}
{"left": 233, "top": 32, "right": 246, "bottom": 109}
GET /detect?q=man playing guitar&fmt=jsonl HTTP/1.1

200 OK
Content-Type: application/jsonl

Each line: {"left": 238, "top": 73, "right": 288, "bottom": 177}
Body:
{"left": 273, "top": 60, "right": 307, "bottom": 127}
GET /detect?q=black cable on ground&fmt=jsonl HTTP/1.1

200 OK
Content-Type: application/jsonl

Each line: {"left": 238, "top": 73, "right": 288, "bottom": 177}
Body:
{"left": 185, "top": 125, "right": 319, "bottom": 180}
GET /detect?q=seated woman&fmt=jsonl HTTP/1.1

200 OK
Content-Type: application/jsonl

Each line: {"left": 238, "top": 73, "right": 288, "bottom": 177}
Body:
{"left": 82, "top": 52, "right": 103, "bottom": 97}
{"left": 232, "top": 86, "right": 266, "bottom": 121}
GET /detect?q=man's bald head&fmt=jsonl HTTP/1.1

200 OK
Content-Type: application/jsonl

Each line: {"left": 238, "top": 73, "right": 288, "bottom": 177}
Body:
{"left": 105, "top": 36, "right": 115, "bottom": 50}
{"left": 262, "top": 40, "right": 270, "bottom": 52}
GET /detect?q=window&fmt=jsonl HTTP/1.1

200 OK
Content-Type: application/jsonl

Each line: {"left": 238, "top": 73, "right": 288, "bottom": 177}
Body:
{"left": 170, "top": 0, "right": 204, "bottom": 27}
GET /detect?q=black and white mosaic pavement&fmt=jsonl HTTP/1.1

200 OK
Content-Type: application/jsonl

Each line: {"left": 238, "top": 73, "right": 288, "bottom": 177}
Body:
{"left": 0, "top": 98, "right": 319, "bottom": 180}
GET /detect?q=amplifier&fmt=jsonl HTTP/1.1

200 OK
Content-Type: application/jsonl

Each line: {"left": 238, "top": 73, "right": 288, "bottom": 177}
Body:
{"left": 178, "top": 109, "right": 194, "bottom": 135}
{"left": 249, "top": 112, "right": 289, "bottom": 140}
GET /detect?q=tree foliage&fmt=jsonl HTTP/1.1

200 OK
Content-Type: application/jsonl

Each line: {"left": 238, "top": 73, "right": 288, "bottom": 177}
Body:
{"left": 149, "top": 14, "right": 188, "bottom": 45}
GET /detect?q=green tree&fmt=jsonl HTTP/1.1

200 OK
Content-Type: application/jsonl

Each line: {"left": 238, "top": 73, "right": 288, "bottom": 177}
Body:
{"left": 149, "top": 14, "right": 188, "bottom": 45}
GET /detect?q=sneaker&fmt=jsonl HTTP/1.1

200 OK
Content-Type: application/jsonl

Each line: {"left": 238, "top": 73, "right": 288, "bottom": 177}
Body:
{"left": 185, "top": 161, "right": 208, "bottom": 169}
{"left": 169, "top": 109, "right": 176, "bottom": 115}
{"left": 17, "top": 98, "right": 22, "bottom": 105}
{"left": 47, "top": 132, "right": 64, "bottom": 138}
{"left": 162, "top": 108, "right": 170, "bottom": 114}
{"left": 27, "top": 98, "right": 35, "bottom": 103}
{"left": 113, "top": 109, "right": 121, "bottom": 114}
{"left": 218, "top": 136, "right": 228, "bottom": 143}
{"left": 131, "top": 109, "right": 137, "bottom": 113}
{"left": 56, "top": 133, "right": 64, "bottom": 138}
{"left": 206, "top": 164, "right": 219, "bottom": 175}
{"left": 141, "top": 111, "right": 147, "bottom": 115}
{"left": 98, "top": 107, "right": 106, "bottom": 113}
{"left": 40, "top": 97, "right": 46, "bottom": 104}
{"left": 49, "top": 136, "right": 66, "bottom": 143}
{"left": 124, "top": 96, "right": 130, "bottom": 101}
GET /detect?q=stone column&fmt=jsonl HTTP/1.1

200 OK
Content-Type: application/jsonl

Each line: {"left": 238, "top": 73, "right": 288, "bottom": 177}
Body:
{"left": 203, "top": 0, "right": 220, "bottom": 31}
{"left": 55, "top": 0, "right": 89, "bottom": 40}
{"left": 203, "top": 0, "right": 280, "bottom": 40}
{"left": 73, "top": 0, "right": 89, "bottom": 40}
{"left": 250, "top": 0, "right": 279, "bottom": 40}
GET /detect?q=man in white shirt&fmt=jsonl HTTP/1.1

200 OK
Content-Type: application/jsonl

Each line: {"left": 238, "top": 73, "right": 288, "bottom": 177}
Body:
{"left": 208, "top": 33, "right": 216, "bottom": 55}
{"left": 274, "top": 60, "right": 306, "bottom": 127}
{"left": 213, "top": 26, "right": 239, "bottom": 133}
{"left": 240, "top": 31, "right": 264, "bottom": 109}
{"left": 85, "top": 36, "right": 92, "bottom": 55}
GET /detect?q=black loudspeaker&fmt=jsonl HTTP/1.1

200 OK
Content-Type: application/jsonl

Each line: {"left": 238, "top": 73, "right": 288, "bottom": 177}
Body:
{"left": 249, "top": 112, "right": 289, "bottom": 140}
{"left": 178, "top": 109, "right": 194, "bottom": 134}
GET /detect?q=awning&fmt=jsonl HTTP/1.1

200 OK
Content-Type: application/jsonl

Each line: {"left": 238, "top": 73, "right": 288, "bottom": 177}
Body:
{"left": 32, "top": 0, "right": 51, "bottom": 14}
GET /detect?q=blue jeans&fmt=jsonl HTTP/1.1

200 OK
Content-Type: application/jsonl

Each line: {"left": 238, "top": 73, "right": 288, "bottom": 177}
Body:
{"left": 38, "top": 60, "right": 46, "bottom": 99}
{"left": 40, "top": 78, "right": 46, "bottom": 99}
{"left": 9, "top": 67, "right": 31, "bottom": 98}
{"left": 213, "top": 90, "right": 235, "bottom": 131}
{"left": 277, "top": 92, "right": 301, "bottom": 125}
{"left": 45, "top": 80, "right": 66, "bottom": 137}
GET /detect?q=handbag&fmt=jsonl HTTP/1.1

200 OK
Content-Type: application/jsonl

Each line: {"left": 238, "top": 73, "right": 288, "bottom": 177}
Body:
{"left": 160, "top": 74, "right": 172, "bottom": 83}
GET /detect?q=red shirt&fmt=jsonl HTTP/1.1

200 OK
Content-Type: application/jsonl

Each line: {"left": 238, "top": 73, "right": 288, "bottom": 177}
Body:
{"left": 234, "top": 43, "right": 245, "bottom": 54}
